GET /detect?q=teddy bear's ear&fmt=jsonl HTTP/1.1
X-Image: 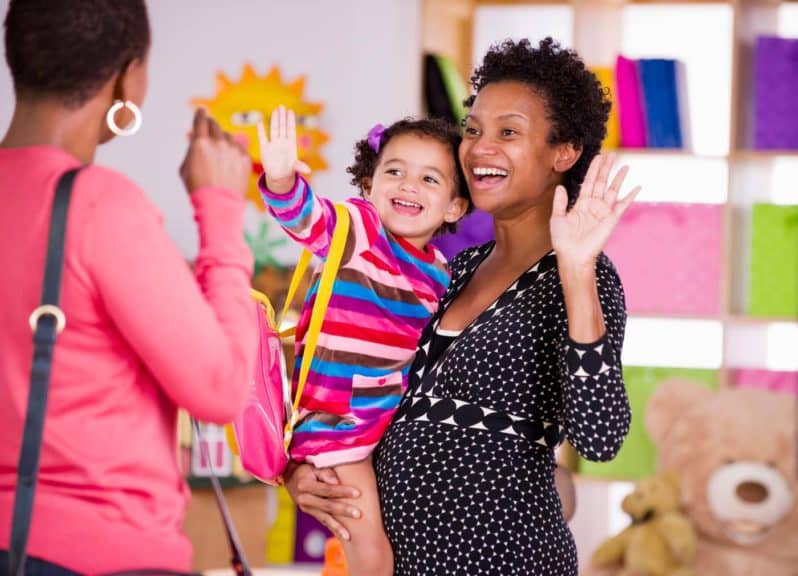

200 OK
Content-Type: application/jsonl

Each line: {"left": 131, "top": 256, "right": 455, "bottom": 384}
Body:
{"left": 645, "top": 378, "right": 714, "bottom": 444}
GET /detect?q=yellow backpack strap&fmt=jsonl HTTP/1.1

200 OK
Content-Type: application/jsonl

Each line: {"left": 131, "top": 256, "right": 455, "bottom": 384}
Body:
{"left": 282, "top": 204, "right": 351, "bottom": 449}
{"left": 278, "top": 248, "right": 313, "bottom": 337}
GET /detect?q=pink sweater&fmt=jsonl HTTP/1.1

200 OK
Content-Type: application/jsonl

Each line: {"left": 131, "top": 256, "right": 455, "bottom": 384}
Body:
{"left": 0, "top": 146, "right": 257, "bottom": 574}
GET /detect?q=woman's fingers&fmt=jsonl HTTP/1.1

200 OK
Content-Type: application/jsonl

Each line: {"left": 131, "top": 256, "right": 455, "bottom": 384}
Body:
{"left": 296, "top": 473, "right": 359, "bottom": 499}
{"left": 605, "top": 164, "right": 629, "bottom": 206}
{"left": 592, "top": 153, "right": 615, "bottom": 199}
{"left": 612, "top": 185, "right": 641, "bottom": 220}
{"left": 193, "top": 108, "right": 208, "bottom": 139}
{"left": 207, "top": 115, "right": 223, "bottom": 140}
{"left": 577, "top": 154, "right": 600, "bottom": 205}
{"left": 295, "top": 492, "right": 361, "bottom": 519}
{"left": 316, "top": 512, "right": 351, "bottom": 542}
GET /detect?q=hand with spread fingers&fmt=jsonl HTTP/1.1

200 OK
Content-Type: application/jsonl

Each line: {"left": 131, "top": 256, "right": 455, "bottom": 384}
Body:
{"left": 550, "top": 153, "right": 640, "bottom": 270}
{"left": 180, "top": 107, "right": 251, "bottom": 195}
{"left": 257, "top": 105, "right": 312, "bottom": 194}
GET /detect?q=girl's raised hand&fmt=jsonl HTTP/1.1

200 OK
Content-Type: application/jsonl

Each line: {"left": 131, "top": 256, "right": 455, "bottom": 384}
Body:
{"left": 258, "top": 105, "right": 311, "bottom": 194}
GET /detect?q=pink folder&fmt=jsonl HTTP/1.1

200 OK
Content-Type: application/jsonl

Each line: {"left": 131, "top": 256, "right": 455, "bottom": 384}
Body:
{"left": 604, "top": 202, "right": 723, "bottom": 315}
{"left": 733, "top": 369, "right": 798, "bottom": 397}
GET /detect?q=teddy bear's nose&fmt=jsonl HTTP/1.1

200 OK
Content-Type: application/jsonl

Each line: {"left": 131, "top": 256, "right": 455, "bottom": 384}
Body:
{"left": 736, "top": 481, "right": 769, "bottom": 503}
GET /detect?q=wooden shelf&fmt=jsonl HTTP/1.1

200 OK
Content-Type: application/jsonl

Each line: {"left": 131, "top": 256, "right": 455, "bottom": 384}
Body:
{"left": 726, "top": 314, "right": 798, "bottom": 324}
{"left": 731, "top": 149, "right": 798, "bottom": 160}
{"left": 473, "top": 0, "right": 736, "bottom": 5}
{"left": 610, "top": 148, "right": 729, "bottom": 159}
{"left": 628, "top": 313, "right": 798, "bottom": 324}
{"left": 627, "top": 312, "right": 722, "bottom": 320}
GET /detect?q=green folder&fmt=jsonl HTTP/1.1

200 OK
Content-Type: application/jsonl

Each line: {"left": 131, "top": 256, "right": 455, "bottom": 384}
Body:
{"left": 749, "top": 204, "right": 798, "bottom": 318}
{"left": 578, "top": 366, "right": 718, "bottom": 480}
{"left": 434, "top": 54, "right": 468, "bottom": 124}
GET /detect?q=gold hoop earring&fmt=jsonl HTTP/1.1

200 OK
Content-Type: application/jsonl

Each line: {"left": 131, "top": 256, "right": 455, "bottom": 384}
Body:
{"left": 106, "top": 100, "right": 142, "bottom": 136}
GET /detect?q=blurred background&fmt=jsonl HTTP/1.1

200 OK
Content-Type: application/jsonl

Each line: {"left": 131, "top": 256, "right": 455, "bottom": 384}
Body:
{"left": 2, "top": 0, "right": 796, "bottom": 574}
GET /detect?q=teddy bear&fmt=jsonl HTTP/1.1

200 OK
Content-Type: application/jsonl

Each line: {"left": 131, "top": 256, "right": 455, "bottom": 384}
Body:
{"left": 590, "top": 471, "right": 697, "bottom": 576}
{"left": 645, "top": 379, "right": 798, "bottom": 576}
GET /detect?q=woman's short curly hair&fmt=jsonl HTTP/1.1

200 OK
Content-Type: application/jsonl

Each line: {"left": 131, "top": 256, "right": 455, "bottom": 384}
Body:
{"left": 4, "top": 0, "right": 150, "bottom": 107}
{"left": 347, "top": 117, "right": 471, "bottom": 234}
{"left": 465, "top": 37, "right": 610, "bottom": 206}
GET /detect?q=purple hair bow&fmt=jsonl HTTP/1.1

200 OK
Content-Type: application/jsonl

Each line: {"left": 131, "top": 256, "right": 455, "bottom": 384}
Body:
{"left": 367, "top": 123, "right": 386, "bottom": 154}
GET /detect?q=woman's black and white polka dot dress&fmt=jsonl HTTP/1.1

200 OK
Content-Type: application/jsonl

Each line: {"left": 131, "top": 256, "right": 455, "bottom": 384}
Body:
{"left": 374, "top": 243, "right": 631, "bottom": 576}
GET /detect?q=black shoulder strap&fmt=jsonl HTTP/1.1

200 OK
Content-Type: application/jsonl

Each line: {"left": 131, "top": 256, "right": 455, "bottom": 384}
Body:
{"left": 9, "top": 168, "right": 252, "bottom": 576}
{"left": 192, "top": 422, "right": 252, "bottom": 576}
{"left": 9, "top": 168, "right": 81, "bottom": 576}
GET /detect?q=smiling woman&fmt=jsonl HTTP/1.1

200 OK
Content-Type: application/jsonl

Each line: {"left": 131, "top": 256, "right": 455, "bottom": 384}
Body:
{"left": 285, "top": 37, "right": 639, "bottom": 576}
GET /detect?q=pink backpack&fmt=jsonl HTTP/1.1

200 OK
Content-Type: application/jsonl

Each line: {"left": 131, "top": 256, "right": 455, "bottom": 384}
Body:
{"left": 228, "top": 204, "right": 350, "bottom": 485}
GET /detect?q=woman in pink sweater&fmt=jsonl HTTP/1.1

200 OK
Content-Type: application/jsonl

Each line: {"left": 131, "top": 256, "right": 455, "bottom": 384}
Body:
{"left": 0, "top": 1, "right": 257, "bottom": 573}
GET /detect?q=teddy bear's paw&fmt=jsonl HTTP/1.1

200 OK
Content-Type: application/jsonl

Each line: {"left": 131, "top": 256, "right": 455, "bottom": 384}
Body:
{"left": 667, "top": 533, "right": 697, "bottom": 563}
{"left": 591, "top": 539, "right": 626, "bottom": 568}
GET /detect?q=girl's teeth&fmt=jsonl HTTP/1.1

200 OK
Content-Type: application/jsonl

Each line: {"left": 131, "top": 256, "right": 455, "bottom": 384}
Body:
{"left": 393, "top": 199, "right": 421, "bottom": 208}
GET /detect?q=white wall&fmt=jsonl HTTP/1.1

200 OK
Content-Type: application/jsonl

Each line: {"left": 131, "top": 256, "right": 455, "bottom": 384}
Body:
{"left": 0, "top": 0, "right": 422, "bottom": 258}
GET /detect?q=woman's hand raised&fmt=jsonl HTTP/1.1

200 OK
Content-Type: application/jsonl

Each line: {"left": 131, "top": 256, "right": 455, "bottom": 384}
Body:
{"left": 550, "top": 153, "right": 640, "bottom": 271}
{"left": 180, "top": 108, "right": 251, "bottom": 195}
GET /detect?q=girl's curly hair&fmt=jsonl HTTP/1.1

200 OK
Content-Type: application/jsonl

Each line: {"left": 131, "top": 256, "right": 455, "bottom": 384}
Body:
{"left": 346, "top": 117, "right": 471, "bottom": 234}
{"left": 465, "top": 37, "right": 611, "bottom": 206}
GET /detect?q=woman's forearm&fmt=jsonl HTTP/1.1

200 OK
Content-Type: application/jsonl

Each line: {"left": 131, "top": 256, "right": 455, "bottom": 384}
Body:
{"left": 559, "top": 262, "right": 606, "bottom": 343}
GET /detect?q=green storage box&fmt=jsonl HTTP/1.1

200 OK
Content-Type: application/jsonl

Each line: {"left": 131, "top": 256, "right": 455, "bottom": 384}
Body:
{"left": 749, "top": 203, "right": 798, "bottom": 318}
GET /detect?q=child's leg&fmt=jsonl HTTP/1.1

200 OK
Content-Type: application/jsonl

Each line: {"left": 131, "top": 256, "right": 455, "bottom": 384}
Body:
{"left": 332, "top": 456, "right": 393, "bottom": 576}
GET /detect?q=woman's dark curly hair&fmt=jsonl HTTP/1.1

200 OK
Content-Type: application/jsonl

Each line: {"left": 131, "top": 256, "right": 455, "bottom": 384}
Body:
{"left": 465, "top": 37, "right": 610, "bottom": 206}
{"left": 4, "top": 0, "right": 150, "bottom": 107}
{"left": 347, "top": 117, "right": 471, "bottom": 234}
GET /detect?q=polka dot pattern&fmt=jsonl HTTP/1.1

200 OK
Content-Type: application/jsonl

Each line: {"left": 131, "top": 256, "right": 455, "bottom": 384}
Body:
{"left": 374, "top": 244, "right": 631, "bottom": 575}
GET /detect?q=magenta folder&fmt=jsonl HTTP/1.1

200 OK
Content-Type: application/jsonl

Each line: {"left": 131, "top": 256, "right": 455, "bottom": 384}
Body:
{"left": 615, "top": 55, "right": 647, "bottom": 148}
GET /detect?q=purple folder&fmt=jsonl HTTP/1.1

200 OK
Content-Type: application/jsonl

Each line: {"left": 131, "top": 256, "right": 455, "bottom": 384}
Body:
{"left": 431, "top": 208, "right": 494, "bottom": 262}
{"left": 755, "top": 36, "right": 798, "bottom": 149}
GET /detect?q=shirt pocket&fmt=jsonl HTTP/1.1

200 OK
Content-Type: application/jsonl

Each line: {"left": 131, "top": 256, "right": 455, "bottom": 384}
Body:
{"left": 350, "top": 370, "right": 405, "bottom": 421}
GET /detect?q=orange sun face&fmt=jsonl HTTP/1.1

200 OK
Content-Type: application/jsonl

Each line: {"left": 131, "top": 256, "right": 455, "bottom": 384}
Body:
{"left": 192, "top": 64, "right": 329, "bottom": 209}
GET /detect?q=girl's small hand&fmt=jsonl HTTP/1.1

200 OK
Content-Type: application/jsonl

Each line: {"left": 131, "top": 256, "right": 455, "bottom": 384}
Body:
{"left": 283, "top": 462, "right": 362, "bottom": 541}
{"left": 550, "top": 153, "right": 640, "bottom": 271}
{"left": 258, "top": 105, "right": 311, "bottom": 194}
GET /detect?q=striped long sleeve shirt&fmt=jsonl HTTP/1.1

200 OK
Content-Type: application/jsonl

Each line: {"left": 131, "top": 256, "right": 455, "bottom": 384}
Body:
{"left": 260, "top": 174, "right": 450, "bottom": 466}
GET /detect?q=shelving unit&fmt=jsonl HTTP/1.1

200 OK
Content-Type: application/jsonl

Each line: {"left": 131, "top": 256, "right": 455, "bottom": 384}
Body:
{"left": 423, "top": 0, "right": 798, "bottom": 383}
{"left": 422, "top": 0, "right": 798, "bottom": 569}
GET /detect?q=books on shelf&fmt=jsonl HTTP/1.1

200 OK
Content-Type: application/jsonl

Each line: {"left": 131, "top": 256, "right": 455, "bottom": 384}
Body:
{"left": 615, "top": 55, "right": 647, "bottom": 148}
{"left": 591, "top": 66, "right": 621, "bottom": 149}
{"left": 612, "top": 55, "right": 688, "bottom": 150}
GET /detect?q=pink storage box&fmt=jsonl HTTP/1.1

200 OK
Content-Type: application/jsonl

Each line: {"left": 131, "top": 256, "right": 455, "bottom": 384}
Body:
{"left": 604, "top": 202, "right": 724, "bottom": 315}
{"left": 732, "top": 369, "right": 798, "bottom": 397}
